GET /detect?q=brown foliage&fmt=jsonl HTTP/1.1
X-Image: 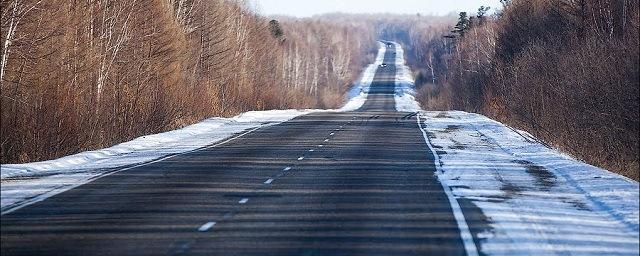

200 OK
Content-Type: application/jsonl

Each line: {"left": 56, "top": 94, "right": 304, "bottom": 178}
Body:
{"left": 0, "top": 0, "right": 376, "bottom": 164}
{"left": 408, "top": 0, "right": 640, "bottom": 180}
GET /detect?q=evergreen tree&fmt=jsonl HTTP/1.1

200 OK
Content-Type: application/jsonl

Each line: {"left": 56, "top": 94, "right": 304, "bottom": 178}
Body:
{"left": 452, "top": 12, "right": 470, "bottom": 37}
{"left": 269, "top": 19, "right": 284, "bottom": 41}
{"left": 477, "top": 6, "right": 491, "bottom": 25}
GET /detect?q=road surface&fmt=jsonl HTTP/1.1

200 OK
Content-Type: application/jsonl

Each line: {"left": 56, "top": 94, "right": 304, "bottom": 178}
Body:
{"left": 1, "top": 44, "right": 480, "bottom": 255}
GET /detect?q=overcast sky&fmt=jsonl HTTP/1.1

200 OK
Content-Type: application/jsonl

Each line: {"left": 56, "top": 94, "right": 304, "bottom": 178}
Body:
{"left": 253, "top": 0, "right": 503, "bottom": 17}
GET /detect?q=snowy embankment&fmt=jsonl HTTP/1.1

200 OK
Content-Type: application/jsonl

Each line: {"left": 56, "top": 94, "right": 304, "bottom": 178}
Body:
{"left": 421, "top": 111, "right": 639, "bottom": 255}
{"left": 341, "top": 41, "right": 387, "bottom": 111}
{"left": 392, "top": 42, "right": 640, "bottom": 254}
{"left": 390, "top": 42, "right": 421, "bottom": 112}
{"left": 1, "top": 110, "right": 316, "bottom": 212}
{"left": 0, "top": 43, "right": 388, "bottom": 213}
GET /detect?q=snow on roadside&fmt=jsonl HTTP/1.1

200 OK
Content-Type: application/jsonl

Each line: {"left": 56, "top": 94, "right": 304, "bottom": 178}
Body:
{"left": 340, "top": 42, "right": 386, "bottom": 111}
{"left": 0, "top": 110, "right": 317, "bottom": 212}
{"left": 389, "top": 41, "right": 639, "bottom": 255}
{"left": 0, "top": 42, "right": 390, "bottom": 213}
{"left": 391, "top": 42, "right": 421, "bottom": 112}
{"left": 420, "top": 111, "right": 639, "bottom": 255}
{"left": 1, "top": 110, "right": 312, "bottom": 180}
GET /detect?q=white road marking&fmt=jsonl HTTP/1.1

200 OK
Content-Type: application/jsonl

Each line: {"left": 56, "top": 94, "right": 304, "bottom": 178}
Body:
{"left": 308, "top": 149, "right": 315, "bottom": 152}
{"left": 1, "top": 126, "right": 263, "bottom": 216}
{"left": 283, "top": 167, "right": 292, "bottom": 171}
{"left": 198, "top": 222, "right": 216, "bottom": 232}
{"left": 297, "top": 156, "right": 304, "bottom": 160}
{"left": 264, "top": 178, "right": 274, "bottom": 184}
{"left": 238, "top": 198, "right": 249, "bottom": 204}
{"left": 318, "top": 145, "right": 324, "bottom": 147}
{"left": 416, "top": 113, "right": 479, "bottom": 256}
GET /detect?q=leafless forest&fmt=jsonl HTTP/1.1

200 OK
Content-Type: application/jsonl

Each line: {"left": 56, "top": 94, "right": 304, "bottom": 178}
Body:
{"left": 0, "top": 0, "right": 377, "bottom": 163}
{"left": 395, "top": 0, "right": 639, "bottom": 180}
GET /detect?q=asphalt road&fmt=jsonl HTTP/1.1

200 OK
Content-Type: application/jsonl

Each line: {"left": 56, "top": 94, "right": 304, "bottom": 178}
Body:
{"left": 1, "top": 44, "right": 476, "bottom": 255}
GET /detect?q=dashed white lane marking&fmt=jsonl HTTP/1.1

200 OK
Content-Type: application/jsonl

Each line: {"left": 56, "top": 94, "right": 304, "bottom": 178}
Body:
{"left": 324, "top": 139, "right": 330, "bottom": 142}
{"left": 264, "top": 178, "right": 274, "bottom": 184}
{"left": 308, "top": 149, "right": 315, "bottom": 152}
{"left": 198, "top": 222, "right": 216, "bottom": 232}
{"left": 238, "top": 198, "right": 249, "bottom": 204}
{"left": 1, "top": 126, "right": 263, "bottom": 216}
{"left": 297, "top": 156, "right": 304, "bottom": 160}
{"left": 283, "top": 167, "right": 292, "bottom": 171}
{"left": 330, "top": 132, "right": 335, "bottom": 136}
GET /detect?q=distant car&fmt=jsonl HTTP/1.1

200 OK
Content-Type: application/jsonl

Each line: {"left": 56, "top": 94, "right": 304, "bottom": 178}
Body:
{"left": 379, "top": 63, "right": 387, "bottom": 68}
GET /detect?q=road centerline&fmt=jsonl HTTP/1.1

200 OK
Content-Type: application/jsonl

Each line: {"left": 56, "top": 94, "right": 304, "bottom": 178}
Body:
{"left": 197, "top": 222, "right": 216, "bottom": 232}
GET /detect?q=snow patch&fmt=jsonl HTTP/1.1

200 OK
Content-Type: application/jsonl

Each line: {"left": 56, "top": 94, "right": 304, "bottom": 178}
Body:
{"left": 389, "top": 40, "right": 638, "bottom": 255}
{"left": 0, "top": 42, "right": 392, "bottom": 213}
{"left": 340, "top": 42, "right": 386, "bottom": 111}
{"left": 2, "top": 110, "right": 313, "bottom": 180}
{"left": 390, "top": 42, "right": 421, "bottom": 112}
{"left": 1, "top": 109, "right": 320, "bottom": 212}
{"left": 420, "top": 110, "right": 639, "bottom": 255}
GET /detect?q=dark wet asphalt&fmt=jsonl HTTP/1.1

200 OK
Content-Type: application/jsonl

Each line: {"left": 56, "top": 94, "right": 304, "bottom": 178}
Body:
{"left": 1, "top": 44, "right": 470, "bottom": 256}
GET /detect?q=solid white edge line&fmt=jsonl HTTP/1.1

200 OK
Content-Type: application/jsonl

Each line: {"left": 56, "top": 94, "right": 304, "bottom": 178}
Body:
{"left": 198, "top": 221, "right": 216, "bottom": 232}
{"left": 416, "top": 112, "right": 479, "bottom": 256}
{"left": 1, "top": 126, "right": 263, "bottom": 216}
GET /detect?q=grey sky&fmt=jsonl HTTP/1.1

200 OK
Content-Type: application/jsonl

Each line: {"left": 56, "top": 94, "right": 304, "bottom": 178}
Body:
{"left": 253, "top": 0, "right": 503, "bottom": 17}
